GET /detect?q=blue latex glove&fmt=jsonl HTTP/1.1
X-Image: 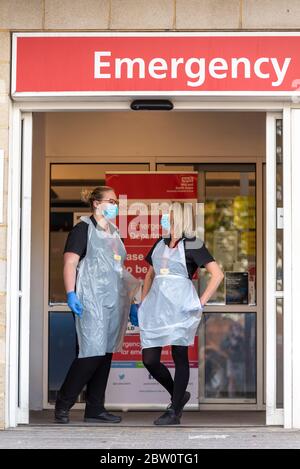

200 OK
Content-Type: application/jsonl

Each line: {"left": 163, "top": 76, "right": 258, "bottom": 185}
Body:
{"left": 67, "top": 291, "right": 83, "bottom": 317}
{"left": 130, "top": 303, "right": 139, "bottom": 327}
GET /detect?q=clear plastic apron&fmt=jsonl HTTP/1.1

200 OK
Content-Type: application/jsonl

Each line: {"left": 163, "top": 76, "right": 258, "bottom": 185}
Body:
{"left": 138, "top": 238, "right": 202, "bottom": 349}
{"left": 75, "top": 216, "right": 140, "bottom": 358}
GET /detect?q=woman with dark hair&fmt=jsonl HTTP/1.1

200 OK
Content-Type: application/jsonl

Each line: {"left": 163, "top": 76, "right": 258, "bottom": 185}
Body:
{"left": 55, "top": 186, "right": 139, "bottom": 424}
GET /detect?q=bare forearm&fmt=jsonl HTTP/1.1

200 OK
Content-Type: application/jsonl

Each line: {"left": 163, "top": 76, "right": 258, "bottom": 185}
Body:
{"left": 200, "top": 272, "right": 224, "bottom": 306}
{"left": 141, "top": 272, "right": 154, "bottom": 301}
{"left": 63, "top": 262, "right": 77, "bottom": 294}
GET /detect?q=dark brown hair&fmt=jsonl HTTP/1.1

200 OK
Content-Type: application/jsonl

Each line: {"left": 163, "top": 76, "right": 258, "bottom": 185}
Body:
{"left": 81, "top": 186, "right": 114, "bottom": 211}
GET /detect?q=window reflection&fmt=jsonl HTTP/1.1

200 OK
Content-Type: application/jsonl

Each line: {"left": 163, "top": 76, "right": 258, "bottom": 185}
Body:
{"left": 201, "top": 313, "right": 256, "bottom": 400}
{"left": 156, "top": 164, "right": 257, "bottom": 306}
{"left": 203, "top": 170, "right": 256, "bottom": 305}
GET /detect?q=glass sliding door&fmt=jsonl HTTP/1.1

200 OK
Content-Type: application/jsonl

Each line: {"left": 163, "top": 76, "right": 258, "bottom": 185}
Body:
{"left": 47, "top": 162, "right": 150, "bottom": 404}
{"left": 157, "top": 162, "right": 262, "bottom": 407}
{"left": 200, "top": 166, "right": 256, "bottom": 307}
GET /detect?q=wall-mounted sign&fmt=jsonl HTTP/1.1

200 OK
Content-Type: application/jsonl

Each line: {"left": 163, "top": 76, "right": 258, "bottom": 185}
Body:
{"left": 106, "top": 335, "right": 199, "bottom": 408}
{"left": 104, "top": 171, "right": 199, "bottom": 407}
{"left": 225, "top": 271, "right": 249, "bottom": 305}
{"left": 105, "top": 172, "right": 198, "bottom": 280}
{"left": 11, "top": 33, "right": 300, "bottom": 98}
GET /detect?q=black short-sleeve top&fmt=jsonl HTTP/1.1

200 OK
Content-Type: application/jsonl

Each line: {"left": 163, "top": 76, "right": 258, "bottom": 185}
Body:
{"left": 64, "top": 215, "right": 120, "bottom": 260}
{"left": 145, "top": 236, "right": 215, "bottom": 280}
{"left": 63, "top": 215, "right": 97, "bottom": 261}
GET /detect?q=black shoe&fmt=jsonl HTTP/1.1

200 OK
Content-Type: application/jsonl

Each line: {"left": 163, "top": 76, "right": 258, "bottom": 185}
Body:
{"left": 54, "top": 408, "right": 70, "bottom": 424}
{"left": 84, "top": 410, "right": 122, "bottom": 424}
{"left": 154, "top": 408, "right": 181, "bottom": 426}
{"left": 176, "top": 391, "right": 191, "bottom": 417}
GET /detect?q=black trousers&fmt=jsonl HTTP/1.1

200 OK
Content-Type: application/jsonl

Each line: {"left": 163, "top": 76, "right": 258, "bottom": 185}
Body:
{"left": 142, "top": 345, "right": 190, "bottom": 413}
{"left": 56, "top": 353, "right": 113, "bottom": 414}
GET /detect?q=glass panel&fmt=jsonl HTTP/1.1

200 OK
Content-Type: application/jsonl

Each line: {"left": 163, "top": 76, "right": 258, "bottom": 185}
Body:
{"left": 276, "top": 119, "right": 283, "bottom": 291}
{"left": 203, "top": 170, "right": 256, "bottom": 305}
{"left": 49, "top": 215, "right": 72, "bottom": 304}
{"left": 157, "top": 163, "right": 256, "bottom": 305}
{"left": 202, "top": 313, "right": 256, "bottom": 400}
{"left": 276, "top": 299, "right": 284, "bottom": 408}
{"left": 49, "top": 163, "right": 149, "bottom": 303}
{"left": 48, "top": 312, "right": 77, "bottom": 403}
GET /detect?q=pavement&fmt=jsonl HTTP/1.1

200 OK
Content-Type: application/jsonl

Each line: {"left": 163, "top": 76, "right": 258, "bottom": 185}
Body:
{"left": 1, "top": 425, "right": 300, "bottom": 449}
{"left": 0, "top": 411, "right": 300, "bottom": 449}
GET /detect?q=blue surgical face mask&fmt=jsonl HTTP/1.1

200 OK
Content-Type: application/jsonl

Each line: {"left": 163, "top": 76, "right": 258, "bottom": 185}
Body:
{"left": 160, "top": 214, "right": 171, "bottom": 231}
{"left": 102, "top": 203, "right": 119, "bottom": 220}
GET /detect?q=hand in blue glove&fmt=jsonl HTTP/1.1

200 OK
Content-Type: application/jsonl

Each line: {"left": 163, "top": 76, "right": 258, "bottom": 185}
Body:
{"left": 67, "top": 291, "right": 83, "bottom": 317}
{"left": 130, "top": 303, "right": 139, "bottom": 327}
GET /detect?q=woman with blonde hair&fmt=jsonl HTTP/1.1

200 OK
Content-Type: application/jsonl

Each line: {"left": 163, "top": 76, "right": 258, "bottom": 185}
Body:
{"left": 55, "top": 186, "right": 139, "bottom": 424}
{"left": 136, "top": 202, "right": 224, "bottom": 425}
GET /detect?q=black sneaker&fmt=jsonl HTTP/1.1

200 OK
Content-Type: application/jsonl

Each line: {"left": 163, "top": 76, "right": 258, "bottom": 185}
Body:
{"left": 154, "top": 407, "right": 181, "bottom": 426}
{"left": 84, "top": 410, "right": 122, "bottom": 424}
{"left": 54, "top": 408, "right": 70, "bottom": 424}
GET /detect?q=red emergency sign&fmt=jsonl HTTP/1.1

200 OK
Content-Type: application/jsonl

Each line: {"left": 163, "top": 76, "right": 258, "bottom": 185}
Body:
{"left": 11, "top": 33, "right": 300, "bottom": 97}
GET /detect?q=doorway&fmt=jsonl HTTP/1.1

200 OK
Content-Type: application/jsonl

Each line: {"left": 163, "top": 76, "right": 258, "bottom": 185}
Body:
{"left": 30, "top": 111, "right": 266, "bottom": 414}
{"left": 6, "top": 105, "right": 285, "bottom": 427}
{"left": 46, "top": 161, "right": 262, "bottom": 411}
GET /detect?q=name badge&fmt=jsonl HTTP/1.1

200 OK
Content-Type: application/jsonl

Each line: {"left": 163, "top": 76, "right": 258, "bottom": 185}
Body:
{"left": 114, "top": 254, "right": 122, "bottom": 261}
{"left": 160, "top": 268, "right": 170, "bottom": 275}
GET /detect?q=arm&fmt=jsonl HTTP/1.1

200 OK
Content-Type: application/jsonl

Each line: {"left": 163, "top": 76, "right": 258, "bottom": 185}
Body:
{"left": 200, "top": 261, "right": 224, "bottom": 306}
{"left": 63, "top": 252, "right": 80, "bottom": 294}
{"left": 141, "top": 266, "right": 155, "bottom": 301}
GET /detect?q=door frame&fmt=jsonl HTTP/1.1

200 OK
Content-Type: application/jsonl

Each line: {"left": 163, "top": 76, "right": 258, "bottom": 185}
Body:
{"left": 265, "top": 112, "right": 285, "bottom": 425}
{"left": 6, "top": 99, "right": 292, "bottom": 428}
{"left": 6, "top": 110, "right": 32, "bottom": 426}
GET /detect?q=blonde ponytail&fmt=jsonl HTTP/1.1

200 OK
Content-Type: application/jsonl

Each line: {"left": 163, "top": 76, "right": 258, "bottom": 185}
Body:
{"left": 81, "top": 186, "right": 114, "bottom": 211}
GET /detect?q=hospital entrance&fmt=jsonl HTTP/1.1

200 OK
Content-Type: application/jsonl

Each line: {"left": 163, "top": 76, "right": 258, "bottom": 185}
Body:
{"left": 27, "top": 109, "right": 282, "bottom": 426}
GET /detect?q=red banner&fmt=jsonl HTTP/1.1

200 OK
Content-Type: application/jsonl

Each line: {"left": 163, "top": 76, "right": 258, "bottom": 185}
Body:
{"left": 107, "top": 173, "right": 198, "bottom": 199}
{"left": 113, "top": 334, "right": 199, "bottom": 368}
{"left": 105, "top": 172, "right": 198, "bottom": 280}
{"left": 12, "top": 33, "right": 300, "bottom": 95}
{"left": 105, "top": 172, "right": 200, "bottom": 406}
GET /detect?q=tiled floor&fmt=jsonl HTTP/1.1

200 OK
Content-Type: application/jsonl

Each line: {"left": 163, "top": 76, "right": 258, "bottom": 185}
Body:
{"left": 29, "top": 410, "right": 266, "bottom": 427}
